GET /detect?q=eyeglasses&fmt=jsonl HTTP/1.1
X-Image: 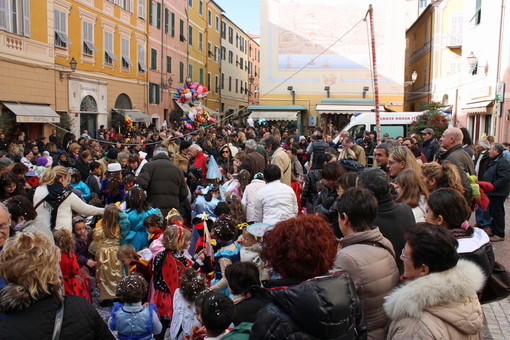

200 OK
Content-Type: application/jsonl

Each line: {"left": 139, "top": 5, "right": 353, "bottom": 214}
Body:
{"left": 387, "top": 160, "right": 401, "bottom": 166}
{"left": 221, "top": 151, "right": 229, "bottom": 154}
{"left": 400, "top": 249, "right": 412, "bottom": 261}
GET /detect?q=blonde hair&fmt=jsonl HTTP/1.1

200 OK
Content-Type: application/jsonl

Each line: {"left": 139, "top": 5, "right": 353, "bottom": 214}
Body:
{"left": 53, "top": 229, "right": 75, "bottom": 256}
{"left": 68, "top": 143, "right": 81, "bottom": 154}
{"left": 395, "top": 169, "right": 428, "bottom": 208}
{"left": 161, "top": 225, "right": 191, "bottom": 252}
{"left": 421, "top": 161, "right": 464, "bottom": 194}
{"left": 101, "top": 204, "right": 120, "bottom": 239}
{"left": 0, "top": 232, "right": 62, "bottom": 302}
{"left": 389, "top": 146, "right": 421, "bottom": 172}
{"left": 39, "top": 166, "right": 69, "bottom": 186}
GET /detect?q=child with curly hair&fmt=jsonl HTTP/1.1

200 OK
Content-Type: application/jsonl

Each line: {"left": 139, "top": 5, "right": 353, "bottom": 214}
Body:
{"left": 210, "top": 216, "right": 241, "bottom": 295}
{"left": 53, "top": 229, "right": 87, "bottom": 299}
{"left": 109, "top": 275, "right": 162, "bottom": 339}
{"left": 170, "top": 268, "right": 208, "bottom": 339}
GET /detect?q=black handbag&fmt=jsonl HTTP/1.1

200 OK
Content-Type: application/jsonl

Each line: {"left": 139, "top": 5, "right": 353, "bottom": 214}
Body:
{"left": 480, "top": 261, "right": 510, "bottom": 304}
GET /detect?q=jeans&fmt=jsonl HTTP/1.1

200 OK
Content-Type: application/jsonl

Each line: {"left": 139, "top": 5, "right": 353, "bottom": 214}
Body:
{"left": 488, "top": 196, "right": 506, "bottom": 238}
{"left": 475, "top": 206, "right": 492, "bottom": 228}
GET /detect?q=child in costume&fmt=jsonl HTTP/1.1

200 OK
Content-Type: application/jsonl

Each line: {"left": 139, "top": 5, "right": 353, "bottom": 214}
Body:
{"left": 53, "top": 229, "right": 87, "bottom": 299}
{"left": 109, "top": 274, "right": 162, "bottom": 340}
{"left": 71, "top": 216, "right": 94, "bottom": 302}
{"left": 210, "top": 216, "right": 240, "bottom": 295}
{"left": 117, "top": 244, "right": 153, "bottom": 286}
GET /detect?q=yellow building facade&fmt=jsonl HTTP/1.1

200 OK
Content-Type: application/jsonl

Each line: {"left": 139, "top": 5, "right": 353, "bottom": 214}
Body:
{"left": 203, "top": 0, "right": 222, "bottom": 114}
{"left": 0, "top": 0, "right": 61, "bottom": 139}
{"left": 56, "top": 0, "right": 149, "bottom": 136}
{"left": 404, "top": 5, "right": 434, "bottom": 112}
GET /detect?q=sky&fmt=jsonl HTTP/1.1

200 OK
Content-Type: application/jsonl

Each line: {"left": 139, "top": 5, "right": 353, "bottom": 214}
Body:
{"left": 215, "top": 0, "right": 261, "bottom": 35}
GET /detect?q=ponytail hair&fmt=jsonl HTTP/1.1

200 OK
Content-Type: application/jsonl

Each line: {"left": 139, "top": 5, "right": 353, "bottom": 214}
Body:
{"left": 39, "top": 166, "right": 69, "bottom": 186}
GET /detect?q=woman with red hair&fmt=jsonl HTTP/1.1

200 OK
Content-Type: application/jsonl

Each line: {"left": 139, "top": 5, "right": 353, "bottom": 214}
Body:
{"left": 250, "top": 215, "right": 367, "bottom": 339}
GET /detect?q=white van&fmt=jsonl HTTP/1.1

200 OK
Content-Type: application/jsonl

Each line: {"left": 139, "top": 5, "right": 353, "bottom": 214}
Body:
{"left": 343, "top": 112, "right": 423, "bottom": 139}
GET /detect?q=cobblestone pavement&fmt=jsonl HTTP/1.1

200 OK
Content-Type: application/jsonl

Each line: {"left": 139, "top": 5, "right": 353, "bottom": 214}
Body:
{"left": 480, "top": 198, "right": 510, "bottom": 340}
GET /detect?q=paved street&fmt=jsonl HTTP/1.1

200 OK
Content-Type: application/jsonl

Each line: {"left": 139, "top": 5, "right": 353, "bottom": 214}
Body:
{"left": 480, "top": 198, "right": 510, "bottom": 339}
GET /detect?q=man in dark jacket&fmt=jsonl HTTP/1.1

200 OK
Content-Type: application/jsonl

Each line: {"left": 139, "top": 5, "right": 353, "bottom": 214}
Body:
{"left": 474, "top": 139, "right": 492, "bottom": 229}
{"left": 358, "top": 168, "right": 415, "bottom": 274}
{"left": 482, "top": 143, "right": 510, "bottom": 241}
{"left": 437, "top": 127, "right": 475, "bottom": 202}
{"left": 135, "top": 148, "right": 188, "bottom": 217}
{"left": 239, "top": 139, "right": 265, "bottom": 180}
{"left": 420, "top": 128, "right": 439, "bottom": 162}
{"left": 308, "top": 133, "right": 329, "bottom": 170}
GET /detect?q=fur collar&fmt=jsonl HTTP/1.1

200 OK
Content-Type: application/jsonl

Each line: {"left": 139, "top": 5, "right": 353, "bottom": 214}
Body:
{"left": 0, "top": 284, "right": 62, "bottom": 313}
{"left": 384, "top": 260, "right": 485, "bottom": 320}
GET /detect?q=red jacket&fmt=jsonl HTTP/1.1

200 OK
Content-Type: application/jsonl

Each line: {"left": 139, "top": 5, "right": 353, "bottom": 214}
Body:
{"left": 194, "top": 151, "right": 209, "bottom": 181}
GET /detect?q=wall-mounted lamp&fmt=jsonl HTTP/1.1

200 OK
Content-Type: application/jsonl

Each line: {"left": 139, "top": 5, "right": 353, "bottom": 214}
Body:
{"left": 467, "top": 52, "right": 477, "bottom": 67}
{"left": 324, "top": 86, "right": 330, "bottom": 98}
{"left": 362, "top": 86, "right": 369, "bottom": 98}
{"left": 59, "top": 57, "right": 77, "bottom": 80}
{"left": 404, "top": 70, "right": 418, "bottom": 87}
{"left": 287, "top": 86, "right": 295, "bottom": 104}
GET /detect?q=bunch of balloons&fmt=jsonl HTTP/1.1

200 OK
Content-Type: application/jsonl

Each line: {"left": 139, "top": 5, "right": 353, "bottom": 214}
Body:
{"left": 180, "top": 104, "right": 217, "bottom": 129}
{"left": 174, "top": 82, "right": 208, "bottom": 104}
{"left": 124, "top": 115, "right": 133, "bottom": 129}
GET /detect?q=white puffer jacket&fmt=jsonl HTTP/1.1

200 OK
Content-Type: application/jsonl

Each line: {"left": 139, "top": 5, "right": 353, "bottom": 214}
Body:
{"left": 241, "top": 179, "right": 266, "bottom": 222}
{"left": 253, "top": 180, "right": 298, "bottom": 225}
{"left": 33, "top": 185, "right": 104, "bottom": 233}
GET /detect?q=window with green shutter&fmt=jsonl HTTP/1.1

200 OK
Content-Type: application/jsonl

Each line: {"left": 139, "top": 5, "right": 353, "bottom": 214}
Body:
{"left": 199, "top": 68, "right": 204, "bottom": 84}
{"left": 475, "top": 0, "right": 481, "bottom": 25}
{"left": 166, "top": 56, "right": 171, "bottom": 73}
{"left": 165, "top": 8, "right": 169, "bottom": 34}
{"left": 156, "top": 2, "right": 161, "bottom": 29}
{"left": 179, "top": 61, "right": 184, "bottom": 83}
{"left": 151, "top": 48, "right": 157, "bottom": 70}
{"left": 171, "top": 12, "right": 175, "bottom": 36}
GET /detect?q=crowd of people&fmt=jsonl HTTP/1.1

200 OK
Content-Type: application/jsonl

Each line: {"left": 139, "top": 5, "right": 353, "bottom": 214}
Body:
{"left": 0, "top": 122, "right": 508, "bottom": 339}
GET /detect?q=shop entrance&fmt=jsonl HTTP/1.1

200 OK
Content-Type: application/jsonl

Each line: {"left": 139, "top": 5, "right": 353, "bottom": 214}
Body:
{"left": 80, "top": 95, "right": 98, "bottom": 138}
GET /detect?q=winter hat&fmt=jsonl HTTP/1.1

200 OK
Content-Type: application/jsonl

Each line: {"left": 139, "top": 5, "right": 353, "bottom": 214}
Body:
{"left": 138, "top": 151, "right": 147, "bottom": 160}
{"left": 299, "top": 136, "right": 306, "bottom": 141}
{"left": 108, "top": 163, "right": 122, "bottom": 172}
{"left": 36, "top": 157, "right": 48, "bottom": 167}
{"left": 107, "top": 148, "right": 119, "bottom": 160}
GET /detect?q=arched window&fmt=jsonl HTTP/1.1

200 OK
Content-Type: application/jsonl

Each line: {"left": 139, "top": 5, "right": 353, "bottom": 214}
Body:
{"left": 114, "top": 93, "right": 132, "bottom": 109}
{"left": 80, "top": 95, "right": 98, "bottom": 112}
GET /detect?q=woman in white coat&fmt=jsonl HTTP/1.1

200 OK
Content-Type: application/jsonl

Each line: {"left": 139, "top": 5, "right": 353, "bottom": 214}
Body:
{"left": 33, "top": 166, "right": 104, "bottom": 233}
{"left": 241, "top": 172, "right": 266, "bottom": 223}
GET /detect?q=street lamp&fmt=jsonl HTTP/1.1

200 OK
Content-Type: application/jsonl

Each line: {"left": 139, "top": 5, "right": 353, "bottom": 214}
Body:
{"left": 404, "top": 70, "right": 418, "bottom": 87}
{"left": 467, "top": 52, "right": 477, "bottom": 67}
{"left": 59, "top": 57, "right": 77, "bottom": 80}
{"left": 288, "top": 86, "right": 295, "bottom": 104}
{"left": 362, "top": 86, "right": 369, "bottom": 98}
{"left": 324, "top": 86, "right": 330, "bottom": 98}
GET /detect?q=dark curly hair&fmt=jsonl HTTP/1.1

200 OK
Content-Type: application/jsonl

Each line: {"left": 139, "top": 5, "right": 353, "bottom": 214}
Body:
{"left": 261, "top": 215, "right": 338, "bottom": 280}
{"left": 179, "top": 268, "right": 207, "bottom": 302}
{"left": 116, "top": 274, "right": 148, "bottom": 303}
{"left": 211, "top": 216, "right": 238, "bottom": 243}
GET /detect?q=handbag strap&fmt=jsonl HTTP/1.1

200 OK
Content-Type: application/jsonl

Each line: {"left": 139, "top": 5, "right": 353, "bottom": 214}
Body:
{"left": 52, "top": 299, "right": 65, "bottom": 340}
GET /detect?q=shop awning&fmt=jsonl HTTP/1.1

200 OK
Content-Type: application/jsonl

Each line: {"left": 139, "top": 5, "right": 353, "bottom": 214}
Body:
{"left": 2, "top": 103, "right": 60, "bottom": 123}
{"left": 249, "top": 111, "right": 299, "bottom": 121}
{"left": 461, "top": 100, "right": 494, "bottom": 114}
{"left": 114, "top": 109, "right": 151, "bottom": 123}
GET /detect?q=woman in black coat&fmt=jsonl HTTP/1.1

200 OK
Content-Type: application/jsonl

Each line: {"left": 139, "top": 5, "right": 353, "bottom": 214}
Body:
{"left": 315, "top": 162, "right": 345, "bottom": 237}
{"left": 481, "top": 143, "right": 510, "bottom": 241}
{"left": 249, "top": 215, "right": 366, "bottom": 339}
{"left": 0, "top": 231, "right": 114, "bottom": 339}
